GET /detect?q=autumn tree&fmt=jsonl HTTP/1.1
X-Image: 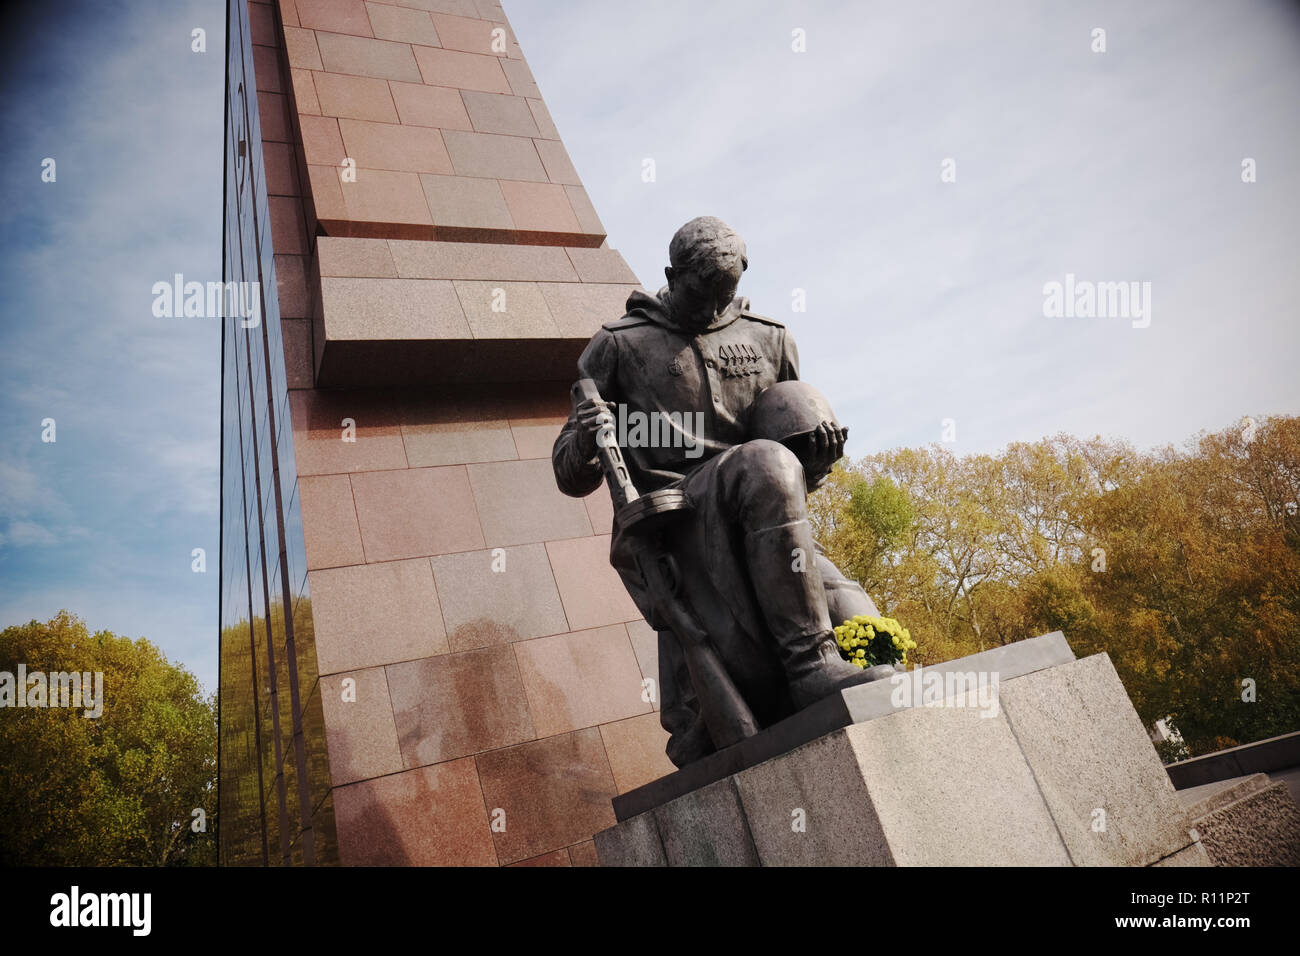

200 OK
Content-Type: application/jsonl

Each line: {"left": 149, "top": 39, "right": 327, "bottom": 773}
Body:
{"left": 0, "top": 611, "right": 216, "bottom": 865}
{"left": 811, "top": 415, "right": 1300, "bottom": 758}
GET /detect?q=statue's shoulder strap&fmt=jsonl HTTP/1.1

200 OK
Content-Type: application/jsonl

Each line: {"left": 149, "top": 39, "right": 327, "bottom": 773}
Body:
{"left": 739, "top": 308, "right": 785, "bottom": 329}
{"left": 601, "top": 314, "right": 654, "bottom": 332}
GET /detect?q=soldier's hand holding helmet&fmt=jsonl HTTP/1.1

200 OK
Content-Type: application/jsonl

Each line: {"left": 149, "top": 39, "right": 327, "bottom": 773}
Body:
{"left": 797, "top": 420, "right": 849, "bottom": 490}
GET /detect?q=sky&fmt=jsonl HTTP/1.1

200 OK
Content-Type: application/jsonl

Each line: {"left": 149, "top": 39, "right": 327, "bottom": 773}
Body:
{"left": 0, "top": 0, "right": 1297, "bottom": 694}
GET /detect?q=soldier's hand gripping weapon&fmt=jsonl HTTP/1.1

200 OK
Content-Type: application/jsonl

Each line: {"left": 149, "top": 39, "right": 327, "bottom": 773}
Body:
{"left": 572, "top": 379, "right": 759, "bottom": 748}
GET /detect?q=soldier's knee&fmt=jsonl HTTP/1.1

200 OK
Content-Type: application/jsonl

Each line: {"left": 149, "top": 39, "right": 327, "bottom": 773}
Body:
{"left": 733, "top": 437, "right": 796, "bottom": 466}
{"left": 733, "top": 439, "right": 806, "bottom": 498}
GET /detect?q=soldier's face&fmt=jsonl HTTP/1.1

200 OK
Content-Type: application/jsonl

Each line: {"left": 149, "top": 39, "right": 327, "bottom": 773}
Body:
{"left": 669, "top": 258, "right": 743, "bottom": 327}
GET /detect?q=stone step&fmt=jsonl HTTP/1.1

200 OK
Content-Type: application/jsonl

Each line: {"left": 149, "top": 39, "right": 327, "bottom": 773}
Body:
{"left": 1178, "top": 773, "right": 1270, "bottom": 820}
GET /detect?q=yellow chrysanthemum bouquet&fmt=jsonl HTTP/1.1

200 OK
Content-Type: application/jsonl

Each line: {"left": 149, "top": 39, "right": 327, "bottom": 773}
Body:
{"left": 833, "top": 615, "right": 916, "bottom": 668}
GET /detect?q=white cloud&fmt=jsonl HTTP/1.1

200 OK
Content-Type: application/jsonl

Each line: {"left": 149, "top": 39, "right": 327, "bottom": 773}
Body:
{"left": 0, "top": 520, "right": 58, "bottom": 548}
{"left": 0, "top": 460, "right": 64, "bottom": 520}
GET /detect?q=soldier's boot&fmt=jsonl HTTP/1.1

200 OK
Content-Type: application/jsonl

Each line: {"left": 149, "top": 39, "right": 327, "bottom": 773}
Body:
{"left": 744, "top": 520, "right": 885, "bottom": 710}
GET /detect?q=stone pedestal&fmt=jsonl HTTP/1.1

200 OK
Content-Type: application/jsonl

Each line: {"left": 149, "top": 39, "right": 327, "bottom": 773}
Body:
{"left": 595, "top": 635, "right": 1208, "bottom": 866}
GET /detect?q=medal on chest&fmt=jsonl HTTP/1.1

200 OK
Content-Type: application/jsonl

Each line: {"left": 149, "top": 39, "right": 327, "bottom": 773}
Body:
{"left": 718, "top": 342, "right": 762, "bottom": 378}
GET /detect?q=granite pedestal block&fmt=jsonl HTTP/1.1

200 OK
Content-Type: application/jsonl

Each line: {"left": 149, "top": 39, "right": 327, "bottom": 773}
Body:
{"left": 594, "top": 635, "right": 1206, "bottom": 866}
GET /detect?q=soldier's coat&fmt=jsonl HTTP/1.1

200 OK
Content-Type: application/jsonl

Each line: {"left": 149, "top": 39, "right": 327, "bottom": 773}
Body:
{"left": 552, "top": 286, "right": 798, "bottom": 497}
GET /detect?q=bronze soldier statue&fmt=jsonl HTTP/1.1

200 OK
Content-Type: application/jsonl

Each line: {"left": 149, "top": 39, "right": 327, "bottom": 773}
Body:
{"left": 553, "top": 216, "right": 891, "bottom": 767}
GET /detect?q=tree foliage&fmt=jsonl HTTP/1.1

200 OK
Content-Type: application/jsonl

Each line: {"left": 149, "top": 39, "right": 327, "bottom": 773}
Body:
{"left": 0, "top": 611, "right": 216, "bottom": 865}
{"left": 810, "top": 415, "right": 1300, "bottom": 757}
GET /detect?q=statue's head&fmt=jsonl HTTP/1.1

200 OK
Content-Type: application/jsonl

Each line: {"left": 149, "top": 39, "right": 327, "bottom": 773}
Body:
{"left": 665, "top": 216, "right": 748, "bottom": 330}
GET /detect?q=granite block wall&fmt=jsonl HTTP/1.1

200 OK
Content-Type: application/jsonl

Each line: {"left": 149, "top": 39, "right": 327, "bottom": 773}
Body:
{"left": 239, "top": 0, "right": 676, "bottom": 865}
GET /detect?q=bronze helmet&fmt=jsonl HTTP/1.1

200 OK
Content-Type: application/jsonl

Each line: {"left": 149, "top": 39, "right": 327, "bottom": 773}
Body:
{"left": 747, "top": 380, "right": 839, "bottom": 447}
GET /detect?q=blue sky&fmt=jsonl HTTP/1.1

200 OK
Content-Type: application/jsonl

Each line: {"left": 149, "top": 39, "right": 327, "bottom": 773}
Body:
{"left": 1, "top": 0, "right": 223, "bottom": 691}
{"left": 1, "top": 0, "right": 1297, "bottom": 694}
